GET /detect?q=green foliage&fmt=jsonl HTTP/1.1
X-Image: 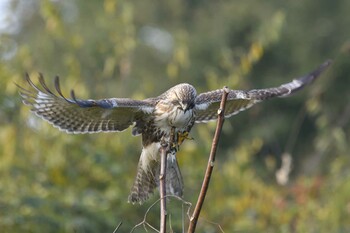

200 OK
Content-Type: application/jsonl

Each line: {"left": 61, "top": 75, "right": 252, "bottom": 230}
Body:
{"left": 1, "top": 0, "right": 350, "bottom": 232}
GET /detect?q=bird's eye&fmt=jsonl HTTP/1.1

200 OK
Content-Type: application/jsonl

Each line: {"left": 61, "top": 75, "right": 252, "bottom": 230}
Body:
{"left": 172, "top": 100, "right": 180, "bottom": 105}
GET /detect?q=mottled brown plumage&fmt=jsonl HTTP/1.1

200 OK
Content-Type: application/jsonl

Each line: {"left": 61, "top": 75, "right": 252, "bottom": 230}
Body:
{"left": 18, "top": 60, "right": 331, "bottom": 204}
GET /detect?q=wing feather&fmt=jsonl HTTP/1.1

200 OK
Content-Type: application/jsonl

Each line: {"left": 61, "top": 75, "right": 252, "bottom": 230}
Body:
{"left": 194, "top": 60, "right": 331, "bottom": 122}
{"left": 19, "top": 74, "right": 156, "bottom": 134}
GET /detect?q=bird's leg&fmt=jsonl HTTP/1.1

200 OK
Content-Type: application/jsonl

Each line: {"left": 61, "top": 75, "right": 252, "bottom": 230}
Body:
{"left": 170, "top": 127, "right": 178, "bottom": 151}
{"left": 167, "top": 128, "right": 192, "bottom": 152}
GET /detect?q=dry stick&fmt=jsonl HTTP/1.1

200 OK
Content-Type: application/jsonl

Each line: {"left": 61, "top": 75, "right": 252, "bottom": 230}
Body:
{"left": 159, "top": 128, "right": 175, "bottom": 233}
{"left": 112, "top": 221, "right": 122, "bottom": 233}
{"left": 159, "top": 142, "right": 168, "bottom": 233}
{"left": 188, "top": 87, "right": 229, "bottom": 233}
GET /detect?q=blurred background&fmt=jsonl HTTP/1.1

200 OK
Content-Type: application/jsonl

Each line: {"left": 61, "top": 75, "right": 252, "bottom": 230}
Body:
{"left": 1, "top": 0, "right": 349, "bottom": 232}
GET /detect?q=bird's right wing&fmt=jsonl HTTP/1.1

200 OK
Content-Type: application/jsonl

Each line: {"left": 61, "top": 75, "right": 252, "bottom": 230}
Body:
{"left": 18, "top": 74, "right": 156, "bottom": 134}
{"left": 194, "top": 60, "right": 332, "bottom": 123}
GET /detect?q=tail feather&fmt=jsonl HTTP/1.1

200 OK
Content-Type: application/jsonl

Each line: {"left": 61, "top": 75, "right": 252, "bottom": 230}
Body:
{"left": 165, "top": 151, "right": 184, "bottom": 198}
{"left": 128, "top": 160, "right": 159, "bottom": 204}
{"left": 128, "top": 145, "right": 184, "bottom": 204}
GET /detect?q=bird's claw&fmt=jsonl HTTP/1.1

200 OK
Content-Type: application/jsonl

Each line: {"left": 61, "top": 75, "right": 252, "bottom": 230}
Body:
{"left": 178, "top": 131, "right": 193, "bottom": 143}
{"left": 173, "top": 131, "right": 193, "bottom": 151}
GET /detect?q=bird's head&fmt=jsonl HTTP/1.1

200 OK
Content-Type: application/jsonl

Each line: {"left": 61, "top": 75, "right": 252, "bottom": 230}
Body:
{"left": 167, "top": 83, "right": 196, "bottom": 112}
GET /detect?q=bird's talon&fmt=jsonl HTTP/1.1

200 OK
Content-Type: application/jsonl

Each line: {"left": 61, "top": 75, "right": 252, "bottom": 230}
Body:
{"left": 176, "top": 131, "right": 193, "bottom": 147}
{"left": 171, "top": 142, "right": 177, "bottom": 150}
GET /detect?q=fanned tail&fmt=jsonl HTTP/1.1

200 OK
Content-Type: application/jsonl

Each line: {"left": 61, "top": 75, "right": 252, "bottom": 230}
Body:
{"left": 128, "top": 144, "right": 184, "bottom": 204}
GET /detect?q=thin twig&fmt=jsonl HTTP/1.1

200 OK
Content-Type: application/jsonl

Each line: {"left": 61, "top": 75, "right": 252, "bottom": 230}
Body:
{"left": 112, "top": 221, "right": 123, "bottom": 233}
{"left": 130, "top": 195, "right": 192, "bottom": 233}
{"left": 188, "top": 87, "right": 229, "bottom": 233}
{"left": 202, "top": 218, "right": 226, "bottom": 233}
{"left": 130, "top": 195, "right": 161, "bottom": 232}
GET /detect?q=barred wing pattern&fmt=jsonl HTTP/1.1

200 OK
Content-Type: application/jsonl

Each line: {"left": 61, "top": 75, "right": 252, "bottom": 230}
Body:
{"left": 18, "top": 74, "right": 156, "bottom": 134}
{"left": 194, "top": 60, "right": 332, "bottom": 122}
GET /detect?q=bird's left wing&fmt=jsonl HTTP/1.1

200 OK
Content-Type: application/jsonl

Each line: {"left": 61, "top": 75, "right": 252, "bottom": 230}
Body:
{"left": 194, "top": 60, "right": 331, "bottom": 123}
{"left": 18, "top": 74, "right": 156, "bottom": 133}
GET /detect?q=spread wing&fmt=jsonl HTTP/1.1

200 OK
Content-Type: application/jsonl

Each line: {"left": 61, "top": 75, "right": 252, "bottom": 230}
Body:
{"left": 194, "top": 60, "right": 331, "bottom": 122}
{"left": 18, "top": 74, "right": 156, "bottom": 134}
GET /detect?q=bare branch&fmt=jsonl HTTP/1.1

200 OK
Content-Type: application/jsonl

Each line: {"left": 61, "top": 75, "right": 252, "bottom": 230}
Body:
{"left": 159, "top": 141, "right": 168, "bottom": 233}
{"left": 159, "top": 128, "right": 175, "bottom": 233}
{"left": 188, "top": 87, "right": 229, "bottom": 233}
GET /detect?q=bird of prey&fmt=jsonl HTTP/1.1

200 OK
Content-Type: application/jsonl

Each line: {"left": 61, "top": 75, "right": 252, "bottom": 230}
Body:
{"left": 18, "top": 60, "right": 331, "bottom": 204}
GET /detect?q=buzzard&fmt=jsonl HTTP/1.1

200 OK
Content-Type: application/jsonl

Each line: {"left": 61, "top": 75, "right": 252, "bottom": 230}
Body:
{"left": 18, "top": 60, "right": 331, "bottom": 204}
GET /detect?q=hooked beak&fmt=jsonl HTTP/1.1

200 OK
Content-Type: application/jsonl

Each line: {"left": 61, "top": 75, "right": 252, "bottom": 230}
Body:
{"left": 178, "top": 103, "right": 189, "bottom": 112}
{"left": 183, "top": 102, "right": 193, "bottom": 112}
